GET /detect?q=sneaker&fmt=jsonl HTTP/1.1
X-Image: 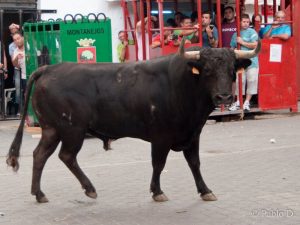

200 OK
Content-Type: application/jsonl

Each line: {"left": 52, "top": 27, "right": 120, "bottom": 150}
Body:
{"left": 243, "top": 100, "right": 250, "bottom": 111}
{"left": 229, "top": 101, "right": 240, "bottom": 111}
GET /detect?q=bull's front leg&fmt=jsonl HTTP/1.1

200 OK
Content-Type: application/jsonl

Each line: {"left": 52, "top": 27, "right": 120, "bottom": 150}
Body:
{"left": 183, "top": 137, "right": 217, "bottom": 201}
{"left": 150, "top": 142, "right": 170, "bottom": 202}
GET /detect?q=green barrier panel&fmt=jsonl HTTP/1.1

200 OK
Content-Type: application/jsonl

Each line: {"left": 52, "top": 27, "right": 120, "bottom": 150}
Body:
{"left": 24, "top": 21, "right": 62, "bottom": 125}
{"left": 23, "top": 13, "right": 112, "bottom": 125}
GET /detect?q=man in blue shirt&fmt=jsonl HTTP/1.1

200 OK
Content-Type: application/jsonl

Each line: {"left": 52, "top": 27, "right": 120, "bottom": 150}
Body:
{"left": 185, "top": 11, "right": 218, "bottom": 47}
{"left": 201, "top": 11, "right": 218, "bottom": 47}
{"left": 229, "top": 14, "right": 259, "bottom": 111}
{"left": 263, "top": 11, "right": 291, "bottom": 40}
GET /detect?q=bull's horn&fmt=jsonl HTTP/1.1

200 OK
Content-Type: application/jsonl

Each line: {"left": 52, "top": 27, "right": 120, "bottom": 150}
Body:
{"left": 177, "top": 37, "right": 186, "bottom": 56}
{"left": 234, "top": 38, "right": 261, "bottom": 59}
{"left": 184, "top": 51, "right": 200, "bottom": 60}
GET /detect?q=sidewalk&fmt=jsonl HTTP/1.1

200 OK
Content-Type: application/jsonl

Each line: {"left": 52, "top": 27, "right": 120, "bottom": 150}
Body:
{"left": 0, "top": 114, "right": 299, "bottom": 225}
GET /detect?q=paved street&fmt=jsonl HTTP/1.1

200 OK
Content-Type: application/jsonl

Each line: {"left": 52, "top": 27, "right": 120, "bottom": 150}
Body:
{"left": 0, "top": 113, "right": 300, "bottom": 225}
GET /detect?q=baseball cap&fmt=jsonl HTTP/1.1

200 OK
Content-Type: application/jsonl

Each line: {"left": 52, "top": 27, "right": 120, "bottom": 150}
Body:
{"left": 9, "top": 23, "right": 20, "bottom": 30}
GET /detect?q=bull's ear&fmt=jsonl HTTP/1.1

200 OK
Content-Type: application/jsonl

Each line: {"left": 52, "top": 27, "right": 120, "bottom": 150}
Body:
{"left": 235, "top": 58, "right": 251, "bottom": 71}
{"left": 187, "top": 62, "right": 201, "bottom": 75}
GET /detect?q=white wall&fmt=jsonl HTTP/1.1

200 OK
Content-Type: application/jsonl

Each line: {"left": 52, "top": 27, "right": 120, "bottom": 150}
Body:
{"left": 38, "top": 0, "right": 124, "bottom": 62}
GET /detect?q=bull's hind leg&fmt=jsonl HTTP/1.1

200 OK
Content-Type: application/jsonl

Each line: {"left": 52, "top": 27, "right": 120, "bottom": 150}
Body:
{"left": 150, "top": 142, "right": 170, "bottom": 202}
{"left": 59, "top": 132, "right": 97, "bottom": 199}
{"left": 183, "top": 138, "right": 217, "bottom": 201}
{"left": 31, "top": 128, "right": 60, "bottom": 203}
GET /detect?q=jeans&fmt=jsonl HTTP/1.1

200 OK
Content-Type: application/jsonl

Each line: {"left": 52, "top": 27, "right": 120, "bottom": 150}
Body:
{"left": 14, "top": 69, "right": 26, "bottom": 112}
{"left": 14, "top": 69, "right": 21, "bottom": 104}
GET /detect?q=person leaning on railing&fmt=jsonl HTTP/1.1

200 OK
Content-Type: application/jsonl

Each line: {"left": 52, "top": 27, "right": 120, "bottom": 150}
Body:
{"left": 151, "top": 28, "right": 181, "bottom": 49}
{"left": 229, "top": 14, "right": 259, "bottom": 112}
{"left": 117, "top": 31, "right": 128, "bottom": 63}
{"left": 193, "top": 11, "right": 219, "bottom": 48}
{"left": 173, "top": 16, "right": 198, "bottom": 44}
{"left": 262, "top": 10, "right": 291, "bottom": 40}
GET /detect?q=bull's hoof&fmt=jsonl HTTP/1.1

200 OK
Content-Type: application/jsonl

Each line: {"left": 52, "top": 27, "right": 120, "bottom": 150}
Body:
{"left": 85, "top": 191, "right": 97, "bottom": 199}
{"left": 201, "top": 192, "right": 217, "bottom": 201}
{"left": 152, "top": 193, "right": 169, "bottom": 202}
{"left": 36, "top": 195, "right": 49, "bottom": 203}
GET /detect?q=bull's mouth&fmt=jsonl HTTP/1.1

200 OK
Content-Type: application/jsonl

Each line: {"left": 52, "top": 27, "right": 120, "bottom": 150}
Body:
{"left": 213, "top": 94, "right": 233, "bottom": 106}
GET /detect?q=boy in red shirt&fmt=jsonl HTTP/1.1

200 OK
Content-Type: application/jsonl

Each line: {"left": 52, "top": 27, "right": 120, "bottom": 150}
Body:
{"left": 151, "top": 28, "right": 181, "bottom": 48}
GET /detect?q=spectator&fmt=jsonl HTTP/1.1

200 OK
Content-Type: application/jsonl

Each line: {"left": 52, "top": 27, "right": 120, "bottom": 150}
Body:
{"left": 12, "top": 31, "right": 26, "bottom": 113}
{"left": 221, "top": 6, "right": 237, "bottom": 48}
{"left": 0, "top": 41, "right": 8, "bottom": 80}
{"left": 136, "top": 15, "right": 157, "bottom": 60}
{"left": 199, "top": 11, "right": 218, "bottom": 47}
{"left": 8, "top": 23, "right": 22, "bottom": 114}
{"left": 229, "top": 14, "right": 259, "bottom": 111}
{"left": 240, "top": 5, "right": 246, "bottom": 15}
{"left": 173, "top": 16, "right": 197, "bottom": 43}
{"left": 251, "top": 14, "right": 262, "bottom": 28}
{"left": 174, "top": 11, "right": 184, "bottom": 27}
{"left": 191, "top": 11, "right": 198, "bottom": 25}
{"left": 8, "top": 23, "right": 20, "bottom": 58}
{"left": 262, "top": 10, "right": 291, "bottom": 40}
{"left": 0, "top": 40, "right": 7, "bottom": 116}
{"left": 166, "top": 18, "right": 176, "bottom": 28}
{"left": 251, "top": 14, "right": 264, "bottom": 38}
{"left": 117, "top": 31, "right": 128, "bottom": 63}
{"left": 151, "top": 28, "right": 181, "bottom": 48}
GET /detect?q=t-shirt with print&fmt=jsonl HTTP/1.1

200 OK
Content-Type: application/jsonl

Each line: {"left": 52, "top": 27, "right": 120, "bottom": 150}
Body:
{"left": 221, "top": 21, "right": 237, "bottom": 48}
{"left": 230, "top": 28, "right": 259, "bottom": 68}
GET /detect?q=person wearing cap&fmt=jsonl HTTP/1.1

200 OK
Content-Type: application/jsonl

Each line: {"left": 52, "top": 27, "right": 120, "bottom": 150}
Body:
{"left": 9, "top": 23, "right": 20, "bottom": 58}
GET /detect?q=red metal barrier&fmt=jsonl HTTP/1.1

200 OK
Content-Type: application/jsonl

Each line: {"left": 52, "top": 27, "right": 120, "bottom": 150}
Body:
{"left": 258, "top": 38, "right": 298, "bottom": 112}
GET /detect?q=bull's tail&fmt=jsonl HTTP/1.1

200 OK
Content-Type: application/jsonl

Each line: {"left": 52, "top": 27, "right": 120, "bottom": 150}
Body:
{"left": 6, "top": 66, "right": 46, "bottom": 171}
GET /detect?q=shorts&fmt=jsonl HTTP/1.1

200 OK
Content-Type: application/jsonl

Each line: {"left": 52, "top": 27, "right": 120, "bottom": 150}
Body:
{"left": 235, "top": 67, "right": 259, "bottom": 95}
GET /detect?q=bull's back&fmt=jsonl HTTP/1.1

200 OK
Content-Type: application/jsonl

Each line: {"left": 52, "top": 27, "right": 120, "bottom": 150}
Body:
{"left": 32, "top": 62, "right": 172, "bottom": 139}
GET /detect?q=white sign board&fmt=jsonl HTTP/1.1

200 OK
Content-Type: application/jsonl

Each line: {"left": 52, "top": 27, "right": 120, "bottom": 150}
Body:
{"left": 269, "top": 44, "right": 282, "bottom": 62}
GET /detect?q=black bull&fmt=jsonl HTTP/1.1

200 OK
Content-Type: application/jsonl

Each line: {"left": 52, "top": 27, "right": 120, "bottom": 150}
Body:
{"left": 7, "top": 40, "right": 261, "bottom": 203}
